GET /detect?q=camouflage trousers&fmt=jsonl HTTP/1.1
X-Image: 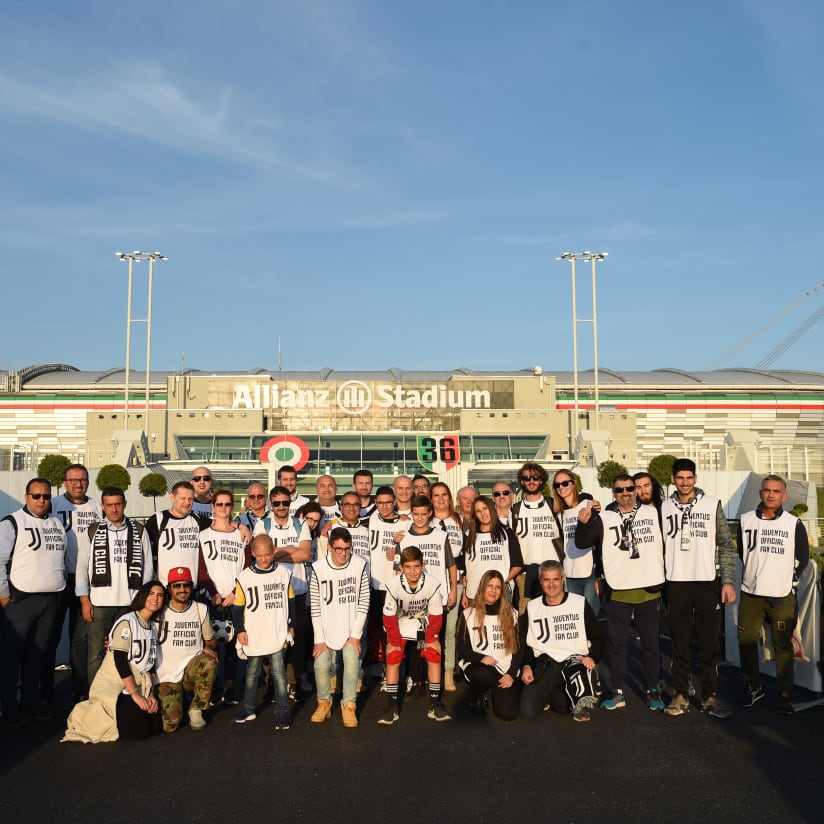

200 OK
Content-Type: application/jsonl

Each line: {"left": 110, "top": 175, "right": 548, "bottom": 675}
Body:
{"left": 157, "top": 652, "right": 217, "bottom": 732}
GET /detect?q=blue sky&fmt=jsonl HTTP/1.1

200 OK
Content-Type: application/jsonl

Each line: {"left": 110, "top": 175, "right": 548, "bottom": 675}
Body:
{"left": 2, "top": 1, "right": 823, "bottom": 375}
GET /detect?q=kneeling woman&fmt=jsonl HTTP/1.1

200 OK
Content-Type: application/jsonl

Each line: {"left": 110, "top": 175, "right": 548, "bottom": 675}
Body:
{"left": 457, "top": 570, "right": 523, "bottom": 720}
{"left": 63, "top": 581, "right": 165, "bottom": 743}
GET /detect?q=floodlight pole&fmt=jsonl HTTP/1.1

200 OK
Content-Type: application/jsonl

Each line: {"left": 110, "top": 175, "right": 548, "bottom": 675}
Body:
{"left": 556, "top": 251, "right": 608, "bottom": 457}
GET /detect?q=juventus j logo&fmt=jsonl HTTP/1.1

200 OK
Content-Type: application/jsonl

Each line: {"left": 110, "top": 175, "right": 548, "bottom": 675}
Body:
{"left": 203, "top": 539, "right": 218, "bottom": 561}
{"left": 322, "top": 580, "right": 334, "bottom": 605}
{"left": 246, "top": 586, "right": 260, "bottom": 612}
{"left": 665, "top": 514, "right": 679, "bottom": 539}
{"left": 744, "top": 529, "right": 757, "bottom": 552}
{"left": 25, "top": 528, "right": 42, "bottom": 551}
{"left": 514, "top": 519, "right": 529, "bottom": 540}
{"left": 161, "top": 529, "right": 176, "bottom": 550}
{"left": 473, "top": 624, "right": 489, "bottom": 651}
{"left": 609, "top": 525, "right": 621, "bottom": 548}
{"left": 533, "top": 617, "right": 552, "bottom": 644}
{"left": 157, "top": 621, "right": 169, "bottom": 644}
{"left": 132, "top": 638, "right": 147, "bottom": 662}
{"left": 59, "top": 511, "right": 72, "bottom": 531}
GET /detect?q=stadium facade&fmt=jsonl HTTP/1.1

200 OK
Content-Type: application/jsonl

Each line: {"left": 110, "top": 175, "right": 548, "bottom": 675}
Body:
{"left": 2, "top": 364, "right": 823, "bottom": 492}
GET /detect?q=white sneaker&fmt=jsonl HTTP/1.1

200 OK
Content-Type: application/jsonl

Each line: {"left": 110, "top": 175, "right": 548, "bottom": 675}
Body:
{"left": 188, "top": 708, "right": 206, "bottom": 731}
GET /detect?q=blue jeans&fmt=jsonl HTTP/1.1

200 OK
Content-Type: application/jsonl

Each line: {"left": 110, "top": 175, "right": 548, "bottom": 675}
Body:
{"left": 244, "top": 649, "right": 287, "bottom": 715}
{"left": 566, "top": 571, "right": 600, "bottom": 617}
{"left": 315, "top": 644, "right": 361, "bottom": 704}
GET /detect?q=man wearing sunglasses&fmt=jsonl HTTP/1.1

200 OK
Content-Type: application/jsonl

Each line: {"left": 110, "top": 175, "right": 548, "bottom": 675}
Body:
{"left": 236, "top": 482, "right": 270, "bottom": 533}
{"left": 0, "top": 477, "right": 68, "bottom": 726}
{"left": 492, "top": 482, "right": 514, "bottom": 527}
{"left": 511, "top": 462, "right": 558, "bottom": 602}
{"left": 576, "top": 475, "right": 666, "bottom": 712}
{"left": 156, "top": 566, "right": 218, "bottom": 732}
{"left": 190, "top": 467, "right": 215, "bottom": 519}
{"left": 253, "top": 486, "right": 313, "bottom": 696}
{"left": 661, "top": 458, "right": 736, "bottom": 719}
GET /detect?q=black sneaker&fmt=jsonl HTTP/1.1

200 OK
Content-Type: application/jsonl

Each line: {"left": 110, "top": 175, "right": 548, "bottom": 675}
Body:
{"left": 274, "top": 713, "right": 291, "bottom": 730}
{"left": 222, "top": 688, "right": 239, "bottom": 706}
{"left": 700, "top": 695, "right": 731, "bottom": 719}
{"left": 738, "top": 685, "right": 765, "bottom": 708}
{"left": 776, "top": 695, "right": 794, "bottom": 716}
{"left": 21, "top": 703, "right": 54, "bottom": 722}
{"left": 0, "top": 712, "right": 28, "bottom": 728}
{"left": 377, "top": 707, "right": 399, "bottom": 725}
{"left": 468, "top": 696, "right": 486, "bottom": 718}
{"left": 427, "top": 702, "right": 452, "bottom": 722}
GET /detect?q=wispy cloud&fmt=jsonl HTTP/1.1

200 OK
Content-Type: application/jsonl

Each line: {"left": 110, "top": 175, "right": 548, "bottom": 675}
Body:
{"left": 0, "top": 62, "right": 363, "bottom": 187}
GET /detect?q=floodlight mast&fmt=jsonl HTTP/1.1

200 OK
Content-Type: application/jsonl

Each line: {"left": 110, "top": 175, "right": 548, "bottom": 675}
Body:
{"left": 116, "top": 251, "right": 167, "bottom": 441}
{"left": 556, "top": 251, "right": 608, "bottom": 457}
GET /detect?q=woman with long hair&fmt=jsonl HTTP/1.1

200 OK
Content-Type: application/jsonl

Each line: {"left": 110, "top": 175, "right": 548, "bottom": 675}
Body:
{"left": 63, "top": 580, "right": 165, "bottom": 743}
{"left": 551, "top": 470, "right": 600, "bottom": 615}
{"left": 463, "top": 496, "right": 523, "bottom": 608}
{"left": 457, "top": 570, "right": 523, "bottom": 719}
{"left": 431, "top": 482, "right": 465, "bottom": 692}
{"left": 200, "top": 488, "right": 251, "bottom": 705}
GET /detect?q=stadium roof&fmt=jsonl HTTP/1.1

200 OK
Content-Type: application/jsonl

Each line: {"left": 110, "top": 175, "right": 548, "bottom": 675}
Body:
{"left": 4, "top": 363, "right": 824, "bottom": 389}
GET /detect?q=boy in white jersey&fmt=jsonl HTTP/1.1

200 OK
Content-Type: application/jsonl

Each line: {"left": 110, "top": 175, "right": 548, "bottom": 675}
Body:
{"left": 309, "top": 527, "right": 370, "bottom": 728}
{"left": 379, "top": 547, "right": 450, "bottom": 724}
{"left": 233, "top": 535, "right": 295, "bottom": 730}
{"left": 736, "top": 474, "right": 809, "bottom": 715}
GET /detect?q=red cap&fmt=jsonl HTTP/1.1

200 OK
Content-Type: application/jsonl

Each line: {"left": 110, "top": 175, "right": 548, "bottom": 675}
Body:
{"left": 167, "top": 566, "right": 193, "bottom": 585}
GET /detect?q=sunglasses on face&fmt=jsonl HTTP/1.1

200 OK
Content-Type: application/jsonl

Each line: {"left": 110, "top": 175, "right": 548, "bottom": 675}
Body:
{"left": 191, "top": 475, "right": 211, "bottom": 482}
{"left": 553, "top": 479, "right": 574, "bottom": 489}
{"left": 170, "top": 582, "right": 193, "bottom": 589}
{"left": 271, "top": 500, "right": 290, "bottom": 507}
{"left": 492, "top": 490, "right": 511, "bottom": 498}
{"left": 613, "top": 485, "right": 636, "bottom": 493}
{"left": 520, "top": 475, "right": 541, "bottom": 483}
{"left": 28, "top": 493, "right": 52, "bottom": 500}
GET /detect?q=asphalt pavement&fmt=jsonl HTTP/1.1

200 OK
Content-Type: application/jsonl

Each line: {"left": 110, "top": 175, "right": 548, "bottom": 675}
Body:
{"left": 0, "top": 642, "right": 821, "bottom": 824}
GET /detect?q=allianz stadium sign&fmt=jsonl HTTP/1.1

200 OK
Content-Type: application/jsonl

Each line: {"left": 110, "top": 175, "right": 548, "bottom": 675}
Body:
{"left": 230, "top": 380, "right": 492, "bottom": 416}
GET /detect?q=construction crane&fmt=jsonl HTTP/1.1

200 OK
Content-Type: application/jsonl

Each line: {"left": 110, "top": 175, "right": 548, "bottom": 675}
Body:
{"left": 709, "top": 282, "right": 824, "bottom": 369}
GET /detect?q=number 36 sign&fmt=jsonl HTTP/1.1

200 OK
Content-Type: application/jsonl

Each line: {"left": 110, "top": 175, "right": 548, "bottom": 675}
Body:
{"left": 417, "top": 435, "right": 460, "bottom": 471}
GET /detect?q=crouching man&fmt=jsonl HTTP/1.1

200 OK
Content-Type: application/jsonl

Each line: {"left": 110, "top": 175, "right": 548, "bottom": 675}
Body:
{"left": 155, "top": 566, "right": 218, "bottom": 732}
{"left": 520, "top": 560, "right": 605, "bottom": 722}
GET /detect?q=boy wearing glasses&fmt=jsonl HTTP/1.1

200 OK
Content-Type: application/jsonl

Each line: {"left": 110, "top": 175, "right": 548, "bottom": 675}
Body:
{"left": 156, "top": 566, "right": 218, "bottom": 732}
{"left": 575, "top": 475, "right": 666, "bottom": 711}
{"left": 0, "top": 477, "right": 68, "bottom": 725}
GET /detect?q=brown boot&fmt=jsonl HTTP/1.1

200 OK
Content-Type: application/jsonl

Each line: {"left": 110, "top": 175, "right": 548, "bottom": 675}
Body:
{"left": 311, "top": 699, "right": 332, "bottom": 723}
{"left": 341, "top": 701, "right": 358, "bottom": 728}
{"left": 444, "top": 670, "right": 456, "bottom": 692}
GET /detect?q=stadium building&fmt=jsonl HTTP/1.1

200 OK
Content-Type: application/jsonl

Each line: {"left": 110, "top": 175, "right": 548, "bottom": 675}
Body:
{"left": 2, "top": 364, "right": 824, "bottom": 496}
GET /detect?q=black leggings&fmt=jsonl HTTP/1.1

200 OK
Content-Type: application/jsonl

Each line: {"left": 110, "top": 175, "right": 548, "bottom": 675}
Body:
{"left": 116, "top": 693, "right": 162, "bottom": 740}
{"left": 464, "top": 662, "right": 521, "bottom": 720}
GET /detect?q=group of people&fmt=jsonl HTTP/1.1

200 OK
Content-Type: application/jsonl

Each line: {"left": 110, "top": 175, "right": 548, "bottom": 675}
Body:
{"left": 0, "top": 457, "right": 809, "bottom": 741}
